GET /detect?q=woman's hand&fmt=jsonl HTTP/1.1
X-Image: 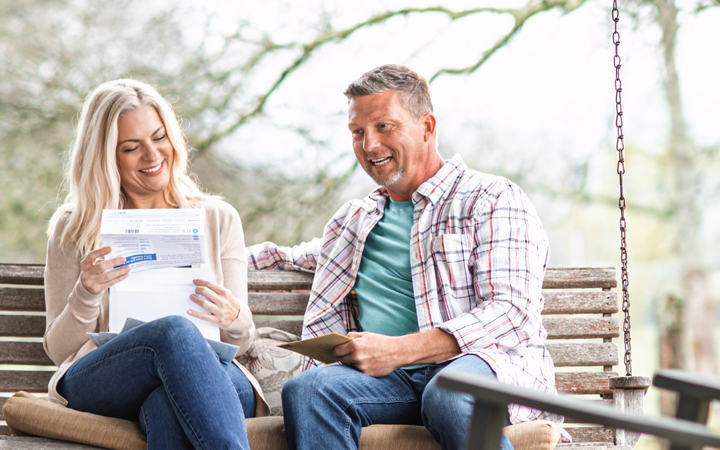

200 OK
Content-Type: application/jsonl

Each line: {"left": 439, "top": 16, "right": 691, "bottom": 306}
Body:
{"left": 188, "top": 279, "right": 241, "bottom": 329}
{"left": 80, "top": 246, "right": 130, "bottom": 295}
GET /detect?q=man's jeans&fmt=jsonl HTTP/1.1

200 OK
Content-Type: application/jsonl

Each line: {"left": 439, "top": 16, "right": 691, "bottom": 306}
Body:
{"left": 282, "top": 354, "right": 514, "bottom": 450}
{"left": 58, "top": 316, "right": 256, "bottom": 450}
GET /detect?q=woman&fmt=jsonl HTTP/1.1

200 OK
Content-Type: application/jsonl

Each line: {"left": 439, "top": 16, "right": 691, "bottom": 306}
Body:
{"left": 44, "top": 79, "right": 268, "bottom": 449}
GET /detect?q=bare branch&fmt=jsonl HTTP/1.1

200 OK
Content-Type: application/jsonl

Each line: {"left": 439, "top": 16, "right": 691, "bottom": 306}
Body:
{"left": 194, "top": 0, "right": 587, "bottom": 154}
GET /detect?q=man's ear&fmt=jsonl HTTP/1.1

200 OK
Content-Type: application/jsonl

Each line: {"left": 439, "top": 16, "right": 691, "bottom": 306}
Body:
{"left": 422, "top": 113, "right": 437, "bottom": 142}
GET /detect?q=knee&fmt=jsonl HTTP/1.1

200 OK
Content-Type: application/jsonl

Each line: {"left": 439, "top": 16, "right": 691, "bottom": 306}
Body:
{"left": 149, "top": 316, "right": 203, "bottom": 341}
{"left": 422, "top": 376, "right": 473, "bottom": 425}
{"left": 281, "top": 367, "right": 344, "bottom": 414}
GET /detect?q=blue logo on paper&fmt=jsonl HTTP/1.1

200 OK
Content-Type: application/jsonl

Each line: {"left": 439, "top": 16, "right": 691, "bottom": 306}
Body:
{"left": 115, "top": 253, "right": 157, "bottom": 268}
{"left": 192, "top": 228, "right": 198, "bottom": 234}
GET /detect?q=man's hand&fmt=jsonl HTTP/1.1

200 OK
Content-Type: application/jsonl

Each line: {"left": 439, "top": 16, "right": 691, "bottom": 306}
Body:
{"left": 333, "top": 329, "right": 461, "bottom": 378}
{"left": 334, "top": 332, "right": 402, "bottom": 377}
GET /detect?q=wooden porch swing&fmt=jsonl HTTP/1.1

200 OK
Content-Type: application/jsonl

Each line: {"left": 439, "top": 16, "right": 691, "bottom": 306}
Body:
{"left": 0, "top": 2, "right": 657, "bottom": 450}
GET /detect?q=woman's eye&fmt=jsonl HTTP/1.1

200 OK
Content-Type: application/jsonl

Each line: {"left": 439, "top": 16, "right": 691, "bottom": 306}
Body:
{"left": 154, "top": 134, "right": 166, "bottom": 141}
{"left": 123, "top": 146, "right": 139, "bottom": 153}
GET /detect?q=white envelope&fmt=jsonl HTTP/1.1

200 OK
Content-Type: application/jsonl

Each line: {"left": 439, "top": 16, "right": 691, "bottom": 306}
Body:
{"left": 109, "top": 267, "right": 220, "bottom": 341}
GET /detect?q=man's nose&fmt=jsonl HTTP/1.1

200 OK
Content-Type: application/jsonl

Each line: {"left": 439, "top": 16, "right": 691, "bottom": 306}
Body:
{"left": 363, "top": 130, "right": 380, "bottom": 152}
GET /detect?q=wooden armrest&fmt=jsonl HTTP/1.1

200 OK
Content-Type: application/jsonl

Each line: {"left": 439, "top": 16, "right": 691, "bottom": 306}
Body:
{"left": 436, "top": 372, "right": 720, "bottom": 450}
{"left": 653, "top": 369, "right": 720, "bottom": 425}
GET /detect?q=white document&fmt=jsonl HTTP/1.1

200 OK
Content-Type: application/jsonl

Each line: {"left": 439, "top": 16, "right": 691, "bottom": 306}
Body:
{"left": 109, "top": 267, "right": 220, "bottom": 341}
{"left": 101, "top": 209, "right": 207, "bottom": 272}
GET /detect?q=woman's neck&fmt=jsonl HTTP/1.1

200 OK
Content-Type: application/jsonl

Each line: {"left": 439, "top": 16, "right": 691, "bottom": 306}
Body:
{"left": 124, "top": 193, "right": 174, "bottom": 209}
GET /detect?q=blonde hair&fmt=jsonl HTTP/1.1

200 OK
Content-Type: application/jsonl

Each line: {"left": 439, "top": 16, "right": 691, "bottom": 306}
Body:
{"left": 49, "top": 79, "right": 210, "bottom": 257}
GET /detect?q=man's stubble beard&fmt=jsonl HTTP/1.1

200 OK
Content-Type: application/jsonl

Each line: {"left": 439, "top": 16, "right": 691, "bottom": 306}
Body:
{"left": 372, "top": 165, "right": 404, "bottom": 187}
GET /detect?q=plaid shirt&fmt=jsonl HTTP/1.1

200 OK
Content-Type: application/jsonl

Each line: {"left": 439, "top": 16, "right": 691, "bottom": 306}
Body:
{"left": 248, "top": 155, "right": 559, "bottom": 425}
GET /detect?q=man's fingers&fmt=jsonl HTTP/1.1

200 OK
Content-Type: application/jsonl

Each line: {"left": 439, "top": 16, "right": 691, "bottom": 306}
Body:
{"left": 333, "top": 341, "right": 354, "bottom": 358}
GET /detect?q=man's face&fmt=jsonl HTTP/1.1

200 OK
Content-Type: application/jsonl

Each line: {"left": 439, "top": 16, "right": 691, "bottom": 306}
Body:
{"left": 348, "top": 91, "right": 433, "bottom": 200}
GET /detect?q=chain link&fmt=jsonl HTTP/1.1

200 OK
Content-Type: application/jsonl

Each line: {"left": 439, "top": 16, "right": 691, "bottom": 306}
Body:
{"left": 612, "top": 0, "right": 632, "bottom": 377}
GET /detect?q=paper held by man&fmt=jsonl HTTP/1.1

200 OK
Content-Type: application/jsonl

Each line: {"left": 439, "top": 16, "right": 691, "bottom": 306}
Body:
{"left": 277, "top": 333, "right": 354, "bottom": 364}
{"left": 98, "top": 209, "right": 237, "bottom": 359}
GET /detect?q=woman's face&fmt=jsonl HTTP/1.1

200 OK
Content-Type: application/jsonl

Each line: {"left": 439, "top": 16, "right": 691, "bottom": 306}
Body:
{"left": 116, "top": 105, "right": 175, "bottom": 208}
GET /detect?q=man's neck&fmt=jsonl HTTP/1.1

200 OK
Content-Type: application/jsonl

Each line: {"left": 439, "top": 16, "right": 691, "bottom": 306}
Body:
{"left": 386, "top": 153, "right": 445, "bottom": 201}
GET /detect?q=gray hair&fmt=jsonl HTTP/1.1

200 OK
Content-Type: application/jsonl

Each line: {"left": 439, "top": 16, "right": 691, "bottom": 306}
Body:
{"left": 343, "top": 65, "right": 434, "bottom": 121}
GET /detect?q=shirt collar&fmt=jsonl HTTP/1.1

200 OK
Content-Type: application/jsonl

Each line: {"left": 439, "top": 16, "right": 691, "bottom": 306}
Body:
{"left": 364, "top": 154, "right": 467, "bottom": 209}
{"left": 413, "top": 154, "right": 467, "bottom": 205}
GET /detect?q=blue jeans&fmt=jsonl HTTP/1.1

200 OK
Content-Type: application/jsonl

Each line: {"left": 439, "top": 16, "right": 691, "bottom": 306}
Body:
{"left": 282, "top": 354, "right": 514, "bottom": 450}
{"left": 57, "top": 316, "right": 256, "bottom": 450}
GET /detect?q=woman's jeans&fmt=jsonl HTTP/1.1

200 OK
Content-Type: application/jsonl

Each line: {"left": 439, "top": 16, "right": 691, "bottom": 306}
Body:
{"left": 57, "top": 316, "right": 256, "bottom": 450}
{"left": 282, "top": 354, "right": 514, "bottom": 450}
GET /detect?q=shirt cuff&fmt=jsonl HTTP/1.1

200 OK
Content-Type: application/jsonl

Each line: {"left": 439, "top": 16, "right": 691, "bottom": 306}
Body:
{"left": 439, "top": 313, "right": 495, "bottom": 352}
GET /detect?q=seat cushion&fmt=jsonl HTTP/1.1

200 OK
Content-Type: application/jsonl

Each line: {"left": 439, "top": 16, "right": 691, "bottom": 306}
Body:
{"left": 4, "top": 392, "right": 559, "bottom": 450}
{"left": 3, "top": 391, "right": 146, "bottom": 450}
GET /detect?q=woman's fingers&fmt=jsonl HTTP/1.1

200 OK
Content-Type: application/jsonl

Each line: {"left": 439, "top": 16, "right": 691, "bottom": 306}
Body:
{"left": 80, "top": 246, "right": 130, "bottom": 295}
{"left": 188, "top": 279, "right": 239, "bottom": 328}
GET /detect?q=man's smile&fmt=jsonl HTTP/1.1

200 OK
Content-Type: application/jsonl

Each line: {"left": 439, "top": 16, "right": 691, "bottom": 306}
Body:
{"left": 371, "top": 157, "right": 392, "bottom": 166}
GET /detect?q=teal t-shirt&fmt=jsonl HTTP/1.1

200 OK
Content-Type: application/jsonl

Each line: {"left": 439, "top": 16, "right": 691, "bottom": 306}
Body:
{"left": 354, "top": 199, "right": 431, "bottom": 370}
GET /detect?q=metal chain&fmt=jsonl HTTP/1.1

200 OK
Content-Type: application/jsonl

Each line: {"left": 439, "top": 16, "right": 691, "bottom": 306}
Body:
{"left": 612, "top": 0, "right": 632, "bottom": 377}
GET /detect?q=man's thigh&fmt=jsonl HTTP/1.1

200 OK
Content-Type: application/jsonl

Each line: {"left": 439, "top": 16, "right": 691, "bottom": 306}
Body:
{"left": 283, "top": 364, "right": 425, "bottom": 426}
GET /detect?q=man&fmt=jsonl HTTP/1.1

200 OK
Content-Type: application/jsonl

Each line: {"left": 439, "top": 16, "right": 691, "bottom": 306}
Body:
{"left": 248, "top": 65, "right": 557, "bottom": 450}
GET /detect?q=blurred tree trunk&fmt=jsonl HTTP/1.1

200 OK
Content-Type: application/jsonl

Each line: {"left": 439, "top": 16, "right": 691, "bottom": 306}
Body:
{"left": 658, "top": 294, "right": 684, "bottom": 414}
{"left": 651, "top": 0, "right": 717, "bottom": 377}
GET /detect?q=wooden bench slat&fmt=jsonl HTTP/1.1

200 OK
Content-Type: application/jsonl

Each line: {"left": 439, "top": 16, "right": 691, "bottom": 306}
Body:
{"left": 249, "top": 293, "right": 308, "bottom": 316}
{"left": 564, "top": 426, "right": 615, "bottom": 443}
{"left": 0, "top": 316, "right": 46, "bottom": 338}
{"left": 542, "top": 268, "right": 616, "bottom": 289}
{"left": 0, "top": 435, "right": 104, "bottom": 448}
{"left": 249, "top": 291, "right": 619, "bottom": 317}
{"left": 556, "top": 372, "right": 617, "bottom": 395}
{"left": 0, "top": 265, "right": 44, "bottom": 286}
{"left": 0, "top": 370, "right": 53, "bottom": 392}
{"left": 248, "top": 271, "right": 314, "bottom": 291}
{"left": 0, "top": 342, "right": 53, "bottom": 366}
{"left": 0, "top": 288, "right": 45, "bottom": 312}
{"left": 1, "top": 265, "right": 617, "bottom": 290}
{"left": 544, "top": 317, "right": 619, "bottom": 340}
{"left": 255, "top": 319, "right": 303, "bottom": 337}
{"left": 542, "top": 291, "right": 618, "bottom": 315}
{"left": 546, "top": 343, "right": 618, "bottom": 367}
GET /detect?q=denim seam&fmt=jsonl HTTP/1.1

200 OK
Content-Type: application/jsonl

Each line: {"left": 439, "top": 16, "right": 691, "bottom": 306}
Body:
{"left": 341, "top": 396, "right": 418, "bottom": 447}
{"left": 154, "top": 351, "right": 206, "bottom": 449}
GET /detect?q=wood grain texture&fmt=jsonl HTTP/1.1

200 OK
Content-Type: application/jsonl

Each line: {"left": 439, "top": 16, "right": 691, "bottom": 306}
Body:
{"left": 544, "top": 317, "right": 619, "bottom": 340}
{"left": 0, "top": 288, "right": 45, "bottom": 312}
{"left": 255, "top": 319, "right": 303, "bottom": 337}
{"left": 0, "top": 342, "right": 53, "bottom": 365}
{"left": 546, "top": 343, "right": 618, "bottom": 367}
{"left": 543, "top": 268, "right": 616, "bottom": 289}
{"left": 542, "top": 291, "right": 618, "bottom": 315}
{"left": 564, "top": 426, "right": 615, "bottom": 443}
{"left": 0, "top": 316, "right": 46, "bottom": 338}
{"left": 248, "top": 292, "right": 308, "bottom": 316}
{"left": 0, "top": 370, "right": 53, "bottom": 392}
{"left": 247, "top": 270, "right": 314, "bottom": 291}
{"left": 0, "top": 435, "right": 103, "bottom": 448}
{"left": 556, "top": 372, "right": 617, "bottom": 395}
{"left": 0, "top": 265, "right": 43, "bottom": 286}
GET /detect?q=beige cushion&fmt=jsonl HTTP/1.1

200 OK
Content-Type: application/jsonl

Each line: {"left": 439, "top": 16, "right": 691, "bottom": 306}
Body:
{"left": 4, "top": 392, "right": 559, "bottom": 450}
{"left": 3, "top": 391, "right": 147, "bottom": 450}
